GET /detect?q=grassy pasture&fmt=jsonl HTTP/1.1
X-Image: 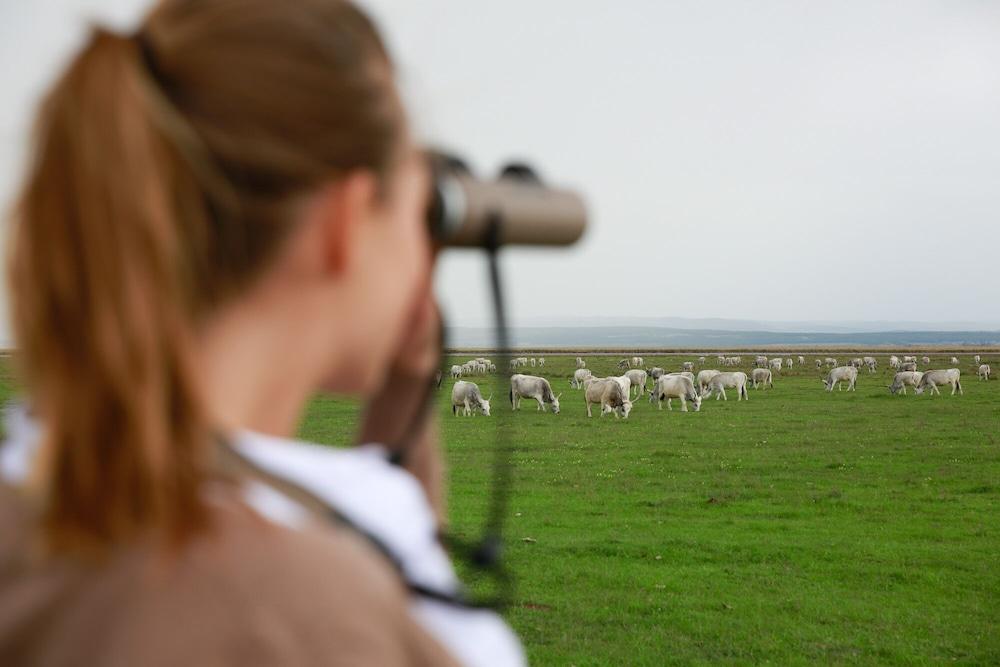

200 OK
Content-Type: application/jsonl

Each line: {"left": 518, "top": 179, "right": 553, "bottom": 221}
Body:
{"left": 428, "top": 353, "right": 999, "bottom": 664}
{"left": 2, "top": 353, "right": 997, "bottom": 664}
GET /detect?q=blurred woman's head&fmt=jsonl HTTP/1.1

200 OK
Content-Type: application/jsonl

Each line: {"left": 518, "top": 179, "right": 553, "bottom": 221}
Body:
{"left": 7, "top": 0, "right": 429, "bottom": 553}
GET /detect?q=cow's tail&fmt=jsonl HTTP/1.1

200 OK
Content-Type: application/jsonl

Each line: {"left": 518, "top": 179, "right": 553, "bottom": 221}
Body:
{"left": 509, "top": 388, "right": 514, "bottom": 407}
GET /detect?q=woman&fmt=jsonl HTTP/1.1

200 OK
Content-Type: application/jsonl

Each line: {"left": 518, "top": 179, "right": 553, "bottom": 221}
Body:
{"left": 0, "top": 0, "right": 524, "bottom": 664}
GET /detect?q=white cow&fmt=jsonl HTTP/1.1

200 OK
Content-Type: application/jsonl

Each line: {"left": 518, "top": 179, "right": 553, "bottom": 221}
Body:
{"left": 698, "top": 356, "right": 706, "bottom": 364}
{"left": 824, "top": 357, "right": 838, "bottom": 368}
{"left": 510, "top": 374, "right": 562, "bottom": 413}
{"left": 576, "top": 357, "right": 587, "bottom": 369}
{"left": 978, "top": 364, "right": 991, "bottom": 381}
{"left": 915, "top": 369, "right": 963, "bottom": 396}
{"left": 617, "top": 358, "right": 631, "bottom": 370}
{"left": 815, "top": 359, "right": 823, "bottom": 369}
{"left": 950, "top": 357, "right": 960, "bottom": 366}
{"left": 750, "top": 368, "right": 773, "bottom": 389}
{"left": 703, "top": 371, "right": 749, "bottom": 401}
{"left": 648, "top": 367, "right": 666, "bottom": 381}
{"left": 785, "top": 358, "right": 794, "bottom": 369}
{"left": 769, "top": 358, "right": 782, "bottom": 372}
{"left": 530, "top": 357, "right": 537, "bottom": 367}
{"left": 888, "top": 371, "right": 923, "bottom": 395}
{"left": 696, "top": 369, "right": 722, "bottom": 394}
{"left": 624, "top": 369, "right": 649, "bottom": 399}
{"left": 611, "top": 375, "right": 632, "bottom": 400}
{"left": 903, "top": 356, "right": 916, "bottom": 363}
{"left": 717, "top": 355, "right": 726, "bottom": 365}
{"left": 823, "top": 366, "right": 858, "bottom": 392}
{"left": 974, "top": 354, "right": 981, "bottom": 365}
{"left": 682, "top": 361, "right": 695, "bottom": 373}
{"left": 900, "top": 361, "right": 918, "bottom": 372}
{"left": 649, "top": 374, "right": 702, "bottom": 412}
{"left": 755, "top": 355, "right": 768, "bottom": 368}
{"left": 451, "top": 381, "right": 492, "bottom": 416}
{"left": 584, "top": 377, "right": 632, "bottom": 418}
{"left": 538, "top": 357, "right": 545, "bottom": 367}
{"left": 798, "top": 356, "right": 805, "bottom": 365}
{"left": 450, "top": 364, "right": 463, "bottom": 379}
{"left": 570, "top": 368, "right": 593, "bottom": 389}
{"left": 863, "top": 357, "right": 877, "bottom": 373}
{"left": 632, "top": 356, "right": 644, "bottom": 368}
{"left": 889, "top": 355, "right": 900, "bottom": 370}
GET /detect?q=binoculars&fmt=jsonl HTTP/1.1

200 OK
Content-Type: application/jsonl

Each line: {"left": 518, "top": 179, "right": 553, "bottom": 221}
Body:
{"left": 426, "top": 151, "right": 588, "bottom": 248}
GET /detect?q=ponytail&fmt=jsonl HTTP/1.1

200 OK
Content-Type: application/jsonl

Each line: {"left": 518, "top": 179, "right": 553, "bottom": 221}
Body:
{"left": 7, "top": 0, "right": 404, "bottom": 555}
{"left": 9, "top": 28, "right": 210, "bottom": 552}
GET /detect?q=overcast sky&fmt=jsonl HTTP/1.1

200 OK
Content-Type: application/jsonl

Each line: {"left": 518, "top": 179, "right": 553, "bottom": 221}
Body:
{"left": 2, "top": 1, "right": 999, "bottom": 341}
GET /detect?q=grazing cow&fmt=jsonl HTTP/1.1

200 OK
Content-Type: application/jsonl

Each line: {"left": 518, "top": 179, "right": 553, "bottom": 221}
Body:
{"left": 617, "top": 358, "right": 631, "bottom": 370}
{"left": 632, "top": 356, "right": 644, "bottom": 368}
{"left": 823, "top": 366, "right": 858, "bottom": 392}
{"left": 648, "top": 367, "right": 666, "bottom": 382}
{"left": 889, "top": 355, "right": 900, "bottom": 370}
{"left": 695, "top": 369, "right": 722, "bottom": 394}
{"left": 798, "top": 356, "right": 805, "bottom": 365}
{"left": 915, "top": 369, "right": 963, "bottom": 396}
{"left": 863, "top": 356, "right": 877, "bottom": 373}
{"left": 570, "top": 368, "right": 593, "bottom": 389}
{"left": 584, "top": 377, "right": 632, "bottom": 418}
{"left": 903, "top": 356, "right": 916, "bottom": 363}
{"left": 450, "top": 364, "right": 463, "bottom": 379}
{"left": 717, "top": 355, "right": 726, "bottom": 365}
{"left": 751, "top": 368, "right": 773, "bottom": 389}
{"left": 703, "top": 372, "right": 749, "bottom": 401}
{"left": 510, "top": 374, "right": 562, "bottom": 413}
{"left": 769, "top": 358, "right": 783, "bottom": 372}
{"left": 950, "top": 357, "right": 960, "bottom": 365}
{"left": 682, "top": 361, "right": 695, "bottom": 373}
{"left": 848, "top": 358, "right": 863, "bottom": 369}
{"left": 900, "top": 361, "right": 918, "bottom": 372}
{"left": 824, "top": 357, "right": 838, "bottom": 368}
{"left": 538, "top": 357, "right": 545, "bottom": 367}
{"left": 698, "top": 356, "right": 706, "bottom": 364}
{"left": 649, "top": 374, "right": 702, "bottom": 412}
{"left": 815, "top": 359, "right": 823, "bottom": 369}
{"left": 530, "top": 357, "right": 537, "bottom": 367}
{"left": 624, "top": 369, "right": 649, "bottom": 398}
{"left": 755, "top": 355, "right": 768, "bottom": 368}
{"left": 451, "top": 381, "right": 492, "bottom": 416}
{"left": 978, "top": 364, "right": 991, "bottom": 381}
{"left": 888, "top": 371, "right": 923, "bottom": 395}
{"left": 921, "top": 356, "right": 931, "bottom": 365}
{"left": 785, "top": 358, "right": 794, "bottom": 369}
{"left": 974, "top": 354, "right": 981, "bottom": 365}
{"left": 576, "top": 357, "right": 587, "bottom": 369}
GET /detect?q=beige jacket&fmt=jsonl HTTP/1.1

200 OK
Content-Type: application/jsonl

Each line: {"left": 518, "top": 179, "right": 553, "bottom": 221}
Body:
{"left": 0, "top": 481, "right": 462, "bottom": 666}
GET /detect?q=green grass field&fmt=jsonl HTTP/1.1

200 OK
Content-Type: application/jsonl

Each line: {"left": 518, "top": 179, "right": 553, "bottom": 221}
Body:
{"left": 3, "top": 353, "right": 998, "bottom": 664}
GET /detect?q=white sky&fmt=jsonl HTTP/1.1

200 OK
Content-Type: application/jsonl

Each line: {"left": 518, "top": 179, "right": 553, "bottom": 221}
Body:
{"left": 2, "top": 1, "right": 999, "bottom": 340}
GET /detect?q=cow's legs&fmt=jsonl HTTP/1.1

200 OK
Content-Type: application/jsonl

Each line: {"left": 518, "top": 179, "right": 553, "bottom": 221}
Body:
{"left": 680, "top": 397, "right": 687, "bottom": 412}
{"left": 586, "top": 401, "right": 593, "bottom": 417}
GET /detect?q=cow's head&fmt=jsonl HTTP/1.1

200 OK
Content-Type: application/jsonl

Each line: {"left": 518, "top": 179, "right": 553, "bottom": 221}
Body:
{"left": 690, "top": 392, "right": 703, "bottom": 412}
{"left": 479, "top": 394, "right": 493, "bottom": 416}
{"left": 618, "top": 400, "right": 633, "bottom": 419}
{"left": 550, "top": 393, "right": 562, "bottom": 414}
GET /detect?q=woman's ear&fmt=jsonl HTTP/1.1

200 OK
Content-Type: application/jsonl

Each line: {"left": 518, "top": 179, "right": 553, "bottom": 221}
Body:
{"left": 316, "top": 171, "right": 379, "bottom": 276}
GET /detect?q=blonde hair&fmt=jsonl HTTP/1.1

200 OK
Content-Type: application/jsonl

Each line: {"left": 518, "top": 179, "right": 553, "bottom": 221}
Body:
{"left": 7, "top": 0, "right": 404, "bottom": 553}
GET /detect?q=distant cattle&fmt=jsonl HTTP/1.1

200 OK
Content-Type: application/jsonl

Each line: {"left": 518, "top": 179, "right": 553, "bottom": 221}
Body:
{"left": 950, "top": 357, "right": 960, "bottom": 366}
{"left": 750, "top": 368, "right": 773, "bottom": 389}
{"left": 617, "top": 358, "right": 631, "bottom": 370}
{"left": 978, "top": 364, "right": 991, "bottom": 381}
{"left": 921, "top": 356, "right": 931, "bottom": 365}
{"left": 584, "top": 377, "right": 632, "bottom": 418}
{"left": 451, "top": 381, "right": 492, "bottom": 416}
{"left": 888, "top": 371, "right": 923, "bottom": 395}
{"left": 974, "top": 354, "right": 981, "bottom": 365}
{"left": 682, "top": 361, "right": 694, "bottom": 373}
{"left": 649, "top": 374, "right": 702, "bottom": 412}
{"left": 696, "top": 369, "right": 722, "bottom": 394}
{"left": 624, "top": 369, "right": 649, "bottom": 399}
{"left": 702, "top": 371, "right": 749, "bottom": 401}
{"left": 798, "top": 356, "right": 805, "bottom": 365}
{"left": 570, "top": 368, "right": 593, "bottom": 389}
{"left": 824, "top": 357, "right": 838, "bottom": 368}
{"left": 576, "top": 357, "right": 587, "bottom": 369}
{"left": 510, "top": 374, "right": 561, "bottom": 413}
{"left": 900, "top": 362, "right": 918, "bottom": 372}
{"left": 889, "top": 355, "right": 900, "bottom": 370}
{"left": 915, "top": 369, "right": 962, "bottom": 396}
{"left": 823, "top": 366, "right": 858, "bottom": 392}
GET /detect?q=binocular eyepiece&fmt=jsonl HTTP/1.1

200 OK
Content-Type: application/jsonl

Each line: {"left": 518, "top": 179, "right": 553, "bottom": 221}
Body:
{"left": 426, "top": 151, "right": 588, "bottom": 248}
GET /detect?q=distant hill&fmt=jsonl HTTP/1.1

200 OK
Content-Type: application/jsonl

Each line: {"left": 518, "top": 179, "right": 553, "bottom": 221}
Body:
{"left": 446, "top": 326, "right": 1000, "bottom": 348}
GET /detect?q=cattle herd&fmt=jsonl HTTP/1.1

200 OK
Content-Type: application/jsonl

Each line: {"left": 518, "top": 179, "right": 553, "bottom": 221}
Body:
{"left": 444, "top": 353, "right": 994, "bottom": 418}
